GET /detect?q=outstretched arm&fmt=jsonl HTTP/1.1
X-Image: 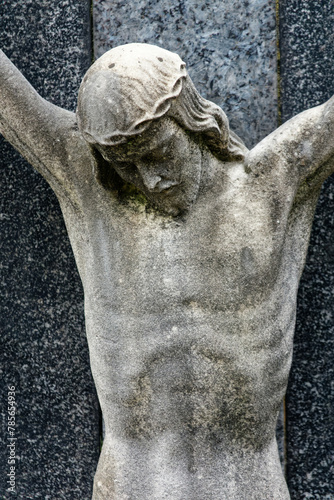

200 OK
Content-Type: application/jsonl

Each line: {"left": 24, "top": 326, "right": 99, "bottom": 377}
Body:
{"left": 0, "top": 49, "right": 89, "bottom": 198}
{"left": 247, "top": 96, "right": 334, "bottom": 196}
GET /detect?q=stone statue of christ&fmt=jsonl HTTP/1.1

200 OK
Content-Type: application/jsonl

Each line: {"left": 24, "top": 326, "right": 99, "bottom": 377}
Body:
{"left": 1, "top": 43, "right": 333, "bottom": 499}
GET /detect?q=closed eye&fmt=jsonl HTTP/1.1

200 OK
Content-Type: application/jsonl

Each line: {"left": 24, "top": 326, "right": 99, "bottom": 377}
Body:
{"left": 141, "top": 151, "right": 169, "bottom": 163}
{"left": 112, "top": 160, "right": 135, "bottom": 170}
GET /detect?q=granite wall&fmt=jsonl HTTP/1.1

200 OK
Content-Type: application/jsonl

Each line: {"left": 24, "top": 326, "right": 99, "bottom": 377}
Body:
{"left": 0, "top": 1, "right": 100, "bottom": 499}
{"left": 280, "top": 1, "right": 334, "bottom": 498}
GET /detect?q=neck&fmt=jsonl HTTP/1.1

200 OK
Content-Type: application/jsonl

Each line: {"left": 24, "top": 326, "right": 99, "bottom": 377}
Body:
{"left": 197, "top": 149, "right": 225, "bottom": 197}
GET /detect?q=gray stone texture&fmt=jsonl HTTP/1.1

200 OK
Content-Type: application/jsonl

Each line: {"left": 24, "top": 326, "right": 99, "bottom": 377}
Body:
{"left": 280, "top": 1, "right": 334, "bottom": 498}
{"left": 93, "top": 0, "right": 286, "bottom": 471}
{"left": 93, "top": 0, "right": 278, "bottom": 149}
{"left": 0, "top": 1, "right": 100, "bottom": 499}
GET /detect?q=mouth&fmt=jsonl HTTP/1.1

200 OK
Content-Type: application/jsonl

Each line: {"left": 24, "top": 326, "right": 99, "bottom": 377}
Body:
{"left": 151, "top": 180, "right": 180, "bottom": 194}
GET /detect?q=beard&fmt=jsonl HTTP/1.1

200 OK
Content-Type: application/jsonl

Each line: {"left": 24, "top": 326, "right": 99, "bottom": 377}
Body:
{"left": 141, "top": 182, "right": 199, "bottom": 216}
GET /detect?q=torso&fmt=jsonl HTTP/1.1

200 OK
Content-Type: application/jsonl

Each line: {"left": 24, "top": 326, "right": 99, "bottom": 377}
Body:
{"left": 59, "top": 155, "right": 318, "bottom": 499}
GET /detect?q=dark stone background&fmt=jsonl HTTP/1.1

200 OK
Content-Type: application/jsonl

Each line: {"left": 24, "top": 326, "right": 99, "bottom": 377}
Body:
{"left": 0, "top": 1, "right": 100, "bottom": 499}
{"left": 280, "top": 1, "right": 334, "bottom": 498}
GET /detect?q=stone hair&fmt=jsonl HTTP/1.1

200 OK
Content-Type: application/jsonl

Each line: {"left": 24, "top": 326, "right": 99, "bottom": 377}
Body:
{"left": 166, "top": 75, "right": 247, "bottom": 161}
{"left": 77, "top": 43, "right": 247, "bottom": 162}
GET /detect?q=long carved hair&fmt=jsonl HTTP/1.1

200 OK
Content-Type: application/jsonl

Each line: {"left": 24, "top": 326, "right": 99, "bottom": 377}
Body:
{"left": 77, "top": 43, "right": 247, "bottom": 166}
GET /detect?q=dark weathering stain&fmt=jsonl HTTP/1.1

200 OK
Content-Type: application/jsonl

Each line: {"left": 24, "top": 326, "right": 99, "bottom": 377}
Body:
{"left": 121, "top": 345, "right": 276, "bottom": 457}
{"left": 241, "top": 246, "right": 255, "bottom": 274}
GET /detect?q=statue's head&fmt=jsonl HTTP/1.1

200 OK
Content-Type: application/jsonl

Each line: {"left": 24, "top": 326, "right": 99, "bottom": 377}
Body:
{"left": 77, "top": 43, "right": 246, "bottom": 215}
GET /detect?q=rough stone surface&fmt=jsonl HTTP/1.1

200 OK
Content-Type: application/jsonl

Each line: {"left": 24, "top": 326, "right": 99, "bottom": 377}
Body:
{"left": 280, "top": 2, "right": 334, "bottom": 498}
{"left": 93, "top": 0, "right": 286, "bottom": 471}
{"left": 2, "top": 41, "right": 334, "bottom": 499}
{"left": 0, "top": 2, "right": 100, "bottom": 499}
{"left": 93, "top": 0, "right": 278, "bottom": 149}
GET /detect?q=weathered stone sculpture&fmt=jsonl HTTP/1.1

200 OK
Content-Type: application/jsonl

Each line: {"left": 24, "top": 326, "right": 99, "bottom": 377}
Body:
{"left": 1, "top": 43, "right": 333, "bottom": 499}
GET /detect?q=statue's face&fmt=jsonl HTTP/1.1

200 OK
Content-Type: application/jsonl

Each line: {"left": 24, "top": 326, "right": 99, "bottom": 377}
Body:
{"left": 95, "top": 118, "right": 202, "bottom": 216}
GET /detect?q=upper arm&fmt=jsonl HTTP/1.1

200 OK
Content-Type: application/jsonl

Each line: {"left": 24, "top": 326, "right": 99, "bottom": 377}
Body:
{"left": 0, "top": 49, "right": 90, "bottom": 198}
{"left": 247, "top": 96, "right": 334, "bottom": 194}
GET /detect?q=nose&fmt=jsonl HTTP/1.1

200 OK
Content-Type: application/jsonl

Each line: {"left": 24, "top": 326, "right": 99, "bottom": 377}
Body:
{"left": 136, "top": 162, "right": 162, "bottom": 191}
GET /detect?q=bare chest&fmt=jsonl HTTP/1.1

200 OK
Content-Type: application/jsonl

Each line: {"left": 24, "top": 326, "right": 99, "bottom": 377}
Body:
{"left": 81, "top": 180, "right": 297, "bottom": 314}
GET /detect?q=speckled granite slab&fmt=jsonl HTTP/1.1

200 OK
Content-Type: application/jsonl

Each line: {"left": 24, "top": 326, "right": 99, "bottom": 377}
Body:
{"left": 93, "top": 0, "right": 278, "bottom": 149}
{"left": 93, "top": 0, "right": 286, "bottom": 473}
{"left": 280, "top": 1, "right": 334, "bottom": 498}
{"left": 0, "top": 1, "right": 100, "bottom": 498}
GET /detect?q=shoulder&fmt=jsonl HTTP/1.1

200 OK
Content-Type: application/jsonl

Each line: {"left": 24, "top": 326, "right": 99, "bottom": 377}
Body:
{"left": 41, "top": 110, "right": 96, "bottom": 204}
